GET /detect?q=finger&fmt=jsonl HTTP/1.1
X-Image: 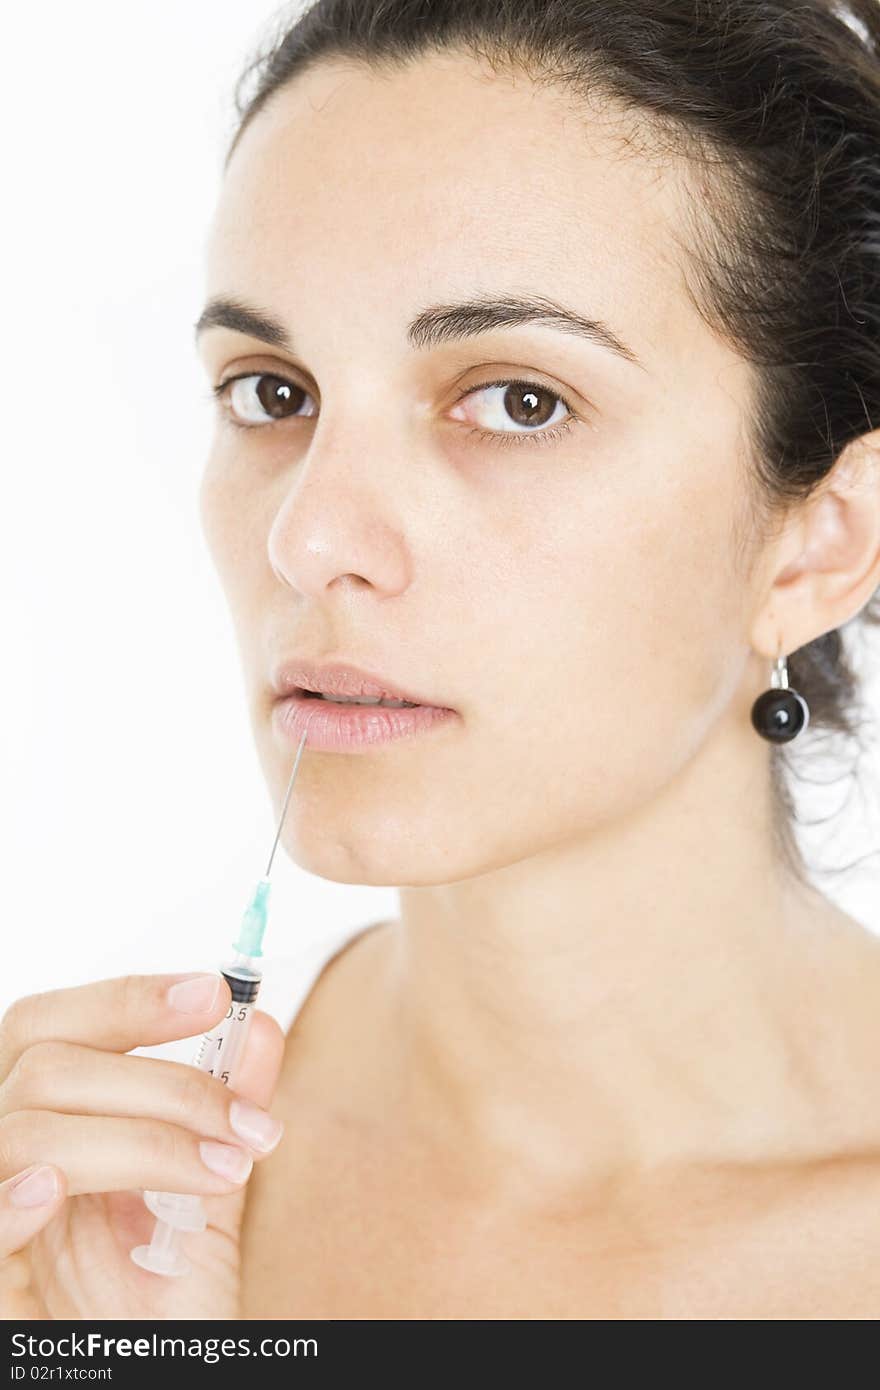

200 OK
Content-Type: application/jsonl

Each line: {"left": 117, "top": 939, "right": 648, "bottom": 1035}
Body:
{"left": 0, "top": 1111, "right": 258, "bottom": 1199}
{"left": 0, "top": 1163, "right": 67, "bottom": 1260}
{"left": 0, "top": 972, "right": 232, "bottom": 1080}
{"left": 0, "top": 1038, "right": 285, "bottom": 1157}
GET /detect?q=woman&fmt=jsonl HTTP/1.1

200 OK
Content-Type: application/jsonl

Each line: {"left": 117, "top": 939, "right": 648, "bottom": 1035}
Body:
{"left": 3, "top": 0, "right": 880, "bottom": 1320}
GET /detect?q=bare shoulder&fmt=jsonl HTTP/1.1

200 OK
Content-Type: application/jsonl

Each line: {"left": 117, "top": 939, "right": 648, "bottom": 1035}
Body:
{"left": 273, "top": 915, "right": 399, "bottom": 1100}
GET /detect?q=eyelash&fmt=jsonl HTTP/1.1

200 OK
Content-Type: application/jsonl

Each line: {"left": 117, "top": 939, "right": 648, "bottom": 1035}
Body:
{"left": 206, "top": 373, "right": 578, "bottom": 450}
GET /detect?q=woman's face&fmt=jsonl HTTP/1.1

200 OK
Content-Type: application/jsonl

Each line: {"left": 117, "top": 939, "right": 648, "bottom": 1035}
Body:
{"left": 197, "top": 51, "right": 762, "bottom": 885}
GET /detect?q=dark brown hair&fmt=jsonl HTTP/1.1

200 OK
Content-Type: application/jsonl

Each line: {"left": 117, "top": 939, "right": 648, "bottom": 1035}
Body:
{"left": 223, "top": 0, "right": 880, "bottom": 886}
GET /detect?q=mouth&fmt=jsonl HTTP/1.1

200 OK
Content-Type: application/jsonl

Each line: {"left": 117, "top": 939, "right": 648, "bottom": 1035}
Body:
{"left": 272, "top": 681, "right": 457, "bottom": 753}
{"left": 271, "top": 658, "right": 452, "bottom": 711}
{"left": 299, "top": 690, "right": 421, "bottom": 709}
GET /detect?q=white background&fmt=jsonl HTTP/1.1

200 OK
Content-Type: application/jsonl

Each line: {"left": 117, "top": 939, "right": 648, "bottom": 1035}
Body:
{"left": 3, "top": 1, "right": 878, "bottom": 1022}
{"left": 1, "top": 0, "right": 398, "bottom": 1021}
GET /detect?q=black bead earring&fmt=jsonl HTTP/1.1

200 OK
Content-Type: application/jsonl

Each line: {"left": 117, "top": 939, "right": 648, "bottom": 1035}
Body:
{"left": 750, "top": 647, "right": 810, "bottom": 743}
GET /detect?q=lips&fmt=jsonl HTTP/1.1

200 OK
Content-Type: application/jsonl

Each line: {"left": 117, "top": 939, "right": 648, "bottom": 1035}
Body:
{"left": 273, "top": 687, "right": 457, "bottom": 752}
{"left": 270, "top": 659, "right": 450, "bottom": 710}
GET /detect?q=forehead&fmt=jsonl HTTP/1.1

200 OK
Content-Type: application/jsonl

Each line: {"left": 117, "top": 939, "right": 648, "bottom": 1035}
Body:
{"left": 206, "top": 52, "right": 704, "bottom": 367}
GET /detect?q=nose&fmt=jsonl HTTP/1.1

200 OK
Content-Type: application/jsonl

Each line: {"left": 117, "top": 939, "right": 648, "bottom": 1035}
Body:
{"left": 266, "top": 421, "right": 412, "bottom": 601}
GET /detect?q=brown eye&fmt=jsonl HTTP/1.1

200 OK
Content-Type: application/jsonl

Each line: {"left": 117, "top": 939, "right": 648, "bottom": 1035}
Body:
{"left": 449, "top": 378, "right": 572, "bottom": 442}
{"left": 217, "top": 373, "right": 317, "bottom": 428}
{"left": 501, "top": 384, "right": 560, "bottom": 428}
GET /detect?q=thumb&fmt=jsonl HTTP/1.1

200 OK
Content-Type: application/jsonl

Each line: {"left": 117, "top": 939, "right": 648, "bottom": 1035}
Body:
{"left": 0, "top": 1163, "right": 67, "bottom": 1261}
{"left": 229, "top": 1009, "right": 286, "bottom": 1110}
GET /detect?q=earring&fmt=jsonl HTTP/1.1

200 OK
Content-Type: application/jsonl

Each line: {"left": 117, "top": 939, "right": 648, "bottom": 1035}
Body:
{"left": 750, "top": 644, "right": 810, "bottom": 743}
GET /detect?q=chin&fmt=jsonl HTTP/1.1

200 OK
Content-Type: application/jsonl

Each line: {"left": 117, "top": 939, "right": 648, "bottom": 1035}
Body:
{"left": 282, "top": 820, "right": 461, "bottom": 887}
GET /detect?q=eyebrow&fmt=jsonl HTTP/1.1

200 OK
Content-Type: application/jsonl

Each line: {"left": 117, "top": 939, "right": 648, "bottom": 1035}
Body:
{"left": 193, "top": 292, "right": 646, "bottom": 370}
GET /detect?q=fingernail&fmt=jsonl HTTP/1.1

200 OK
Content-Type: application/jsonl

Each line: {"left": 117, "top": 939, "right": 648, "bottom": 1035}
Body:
{"left": 167, "top": 974, "right": 222, "bottom": 1013}
{"left": 7, "top": 1165, "right": 60, "bottom": 1208}
{"left": 229, "top": 1099, "right": 284, "bottom": 1153}
{"left": 199, "top": 1140, "right": 253, "bottom": 1183}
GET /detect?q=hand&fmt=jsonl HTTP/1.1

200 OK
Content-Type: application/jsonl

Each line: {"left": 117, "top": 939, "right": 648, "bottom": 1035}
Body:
{"left": 0, "top": 971, "right": 286, "bottom": 1319}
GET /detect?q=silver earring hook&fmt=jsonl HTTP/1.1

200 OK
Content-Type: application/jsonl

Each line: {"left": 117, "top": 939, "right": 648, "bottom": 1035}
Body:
{"left": 771, "top": 633, "right": 789, "bottom": 690}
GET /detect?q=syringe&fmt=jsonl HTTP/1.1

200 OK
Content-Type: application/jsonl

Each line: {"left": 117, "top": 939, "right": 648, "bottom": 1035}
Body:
{"left": 130, "top": 727, "right": 309, "bottom": 1278}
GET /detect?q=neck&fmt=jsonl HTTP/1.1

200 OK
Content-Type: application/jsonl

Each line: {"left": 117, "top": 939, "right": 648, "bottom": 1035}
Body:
{"left": 388, "top": 717, "right": 875, "bottom": 1194}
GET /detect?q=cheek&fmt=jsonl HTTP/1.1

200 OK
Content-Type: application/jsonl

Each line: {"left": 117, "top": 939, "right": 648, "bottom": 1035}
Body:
{"left": 463, "top": 442, "right": 746, "bottom": 820}
{"left": 603, "top": 464, "right": 743, "bottom": 701}
{"left": 198, "top": 454, "right": 262, "bottom": 605}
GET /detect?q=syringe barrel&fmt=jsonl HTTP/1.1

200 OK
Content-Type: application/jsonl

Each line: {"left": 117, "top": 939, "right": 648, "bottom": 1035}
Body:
{"left": 130, "top": 960, "right": 264, "bottom": 1275}
{"left": 192, "top": 961, "right": 262, "bottom": 1085}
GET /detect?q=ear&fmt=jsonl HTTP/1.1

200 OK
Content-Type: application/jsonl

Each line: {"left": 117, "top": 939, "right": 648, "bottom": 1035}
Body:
{"left": 750, "top": 427, "right": 880, "bottom": 658}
